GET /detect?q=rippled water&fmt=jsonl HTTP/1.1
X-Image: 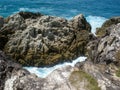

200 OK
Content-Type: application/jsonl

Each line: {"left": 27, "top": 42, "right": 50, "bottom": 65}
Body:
{"left": 0, "top": 0, "right": 120, "bottom": 18}
{"left": 0, "top": 0, "right": 119, "bottom": 33}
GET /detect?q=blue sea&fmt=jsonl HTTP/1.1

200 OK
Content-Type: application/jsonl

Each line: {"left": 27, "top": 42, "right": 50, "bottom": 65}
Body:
{"left": 0, "top": 0, "right": 120, "bottom": 78}
{"left": 0, "top": 0, "right": 120, "bottom": 18}
{"left": 0, "top": 0, "right": 120, "bottom": 33}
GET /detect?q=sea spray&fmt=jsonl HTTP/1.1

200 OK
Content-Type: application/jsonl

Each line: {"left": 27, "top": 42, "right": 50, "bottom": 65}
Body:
{"left": 86, "top": 15, "right": 107, "bottom": 34}
{"left": 66, "top": 15, "right": 107, "bottom": 34}
{"left": 24, "top": 56, "right": 86, "bottom": 78}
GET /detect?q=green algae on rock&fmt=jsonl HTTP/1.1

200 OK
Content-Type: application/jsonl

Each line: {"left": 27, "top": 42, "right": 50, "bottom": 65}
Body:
{"left": 116, "top": 68, "right": 120, "bottom": 77}
{"left": 69, "top": 70, "right": 100, "bottom": 90}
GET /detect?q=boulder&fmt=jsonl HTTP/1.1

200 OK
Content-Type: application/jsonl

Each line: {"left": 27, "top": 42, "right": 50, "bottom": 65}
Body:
{"left": 0, "top": 12, "right": 91, "bottom": 66}
{"left": 96, "top": 17, "right": 120, "bottom": 37}
{"left": 84, "top": 17, "right": 120, "bottom": 90}
{"left": 81, "top": 60, "right": 120, "bottom": 90}
{"left": 0, "top": 51, "right": 22, "bottom": 90}
{"left": 87, "top": 23, "right": 120, "bottom": 65}
{"left": 1, "top": 49, "right": 98, "bottom": 90}
{"left": 4, "top": 64, "right": 100, "bottom": 90}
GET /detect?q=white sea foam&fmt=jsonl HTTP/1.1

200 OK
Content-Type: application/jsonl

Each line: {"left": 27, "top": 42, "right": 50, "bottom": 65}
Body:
{"left": 19, "top": 7, "right": 54, "bottom": 13}
{"left": 86, "top": 15, "right": 107, "bottom": 34}
{"left": 64, "top": 15, "right": 107, "bottom": 35}
{"left": 24, "top": 56, "right": 86, "bottom": 78}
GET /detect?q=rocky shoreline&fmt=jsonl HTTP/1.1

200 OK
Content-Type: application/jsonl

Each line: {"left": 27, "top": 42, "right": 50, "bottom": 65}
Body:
{"left": 0, "top": 12, "right": 120, "bottom": 90}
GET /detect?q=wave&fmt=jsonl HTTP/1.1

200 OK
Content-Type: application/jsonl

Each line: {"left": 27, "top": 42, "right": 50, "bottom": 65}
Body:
{"left": 19, "top": 7, "right": 53, "bottom": 13}
{"left": 24, "top": 56, "right": 86, "bottom": 78}
{"left": 86, "top": 15, "right": 107, "bottom": 34}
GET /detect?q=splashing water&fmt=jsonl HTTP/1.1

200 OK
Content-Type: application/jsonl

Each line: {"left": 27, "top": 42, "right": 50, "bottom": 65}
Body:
{"left": 24, "top": 56, "right": 86, "bottom": 78}
{"left": 86, "top": 15, "right": 107, "bottom": 34}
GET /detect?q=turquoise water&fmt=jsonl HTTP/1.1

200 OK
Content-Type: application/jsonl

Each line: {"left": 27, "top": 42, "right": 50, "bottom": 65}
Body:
{"left": 1, "top": 0, "right": 119, "bottom": 33}
{"left": 0, "top": 0, "right": 120, "bottom": 18}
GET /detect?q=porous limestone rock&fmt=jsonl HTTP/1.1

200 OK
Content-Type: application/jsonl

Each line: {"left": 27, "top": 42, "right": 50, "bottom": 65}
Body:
{"left": 0, "top": 12, "right": 91, "bottom": 66}
{"left": 0, "top": 51, "right": 22, "bottom": 90}
{"left": 80, "top": 61, "right": 120, "bottom": 90}
{"left": 5, "top": 64, "right": 100, "bottom": 90}
{"left": 84, "top": 17, "right": 120, "bottom": 90}
{"left": 87, "top": 23, "right": 120, "bottom": 65}
{"left": 96, "top": 17, "right": 120, "bottom": 37}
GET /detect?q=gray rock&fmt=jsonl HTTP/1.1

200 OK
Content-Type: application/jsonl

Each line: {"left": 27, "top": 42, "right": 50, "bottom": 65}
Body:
{"left": 4, "top": 65, "right": 75, "bottom": 90}
{"left": 80, "top": 60, "right": 120, "bottom": 90}
{"left": 0, "top": 51, "right": 22, "bottom": 90}
{"left": 85, "top": 17, "right": 120, "bottom": 90}
{"left": 5, "top": 64, "right": 98, "bottom": 90}
{"left": 87, "top": 23, "right": 120, "bottom": 65}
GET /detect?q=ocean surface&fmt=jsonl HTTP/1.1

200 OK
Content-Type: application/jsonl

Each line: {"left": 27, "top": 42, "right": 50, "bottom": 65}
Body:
{"left": 0, "top": 0, "right": 120, "bottom": 18}
{"left": 0, "top": 0, "right": 120, "bottom": 33}
{"left": 0, "top": 0, "right": 120, "bottom": 78}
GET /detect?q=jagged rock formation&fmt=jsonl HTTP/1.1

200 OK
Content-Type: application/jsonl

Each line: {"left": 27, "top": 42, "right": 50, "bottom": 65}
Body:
{"left": 82, "top": 17, "right": 120, "bottom": 90}
{"left": 4, "top": 61, "right": 100, "bottom": 90}
{"left": 0, "top": 51, "right": 22, "bottom": 90}
{"left": 87, "top": 22, "right": 120, "bottom": 65}
{"left": 96, "top": 17, "right": 120, "bottom": 37}
{"left": 0, "top": 12, "right": 91, "bottom": 66}
{"left": 0, "top": 50, "right": 99, "bottom": 90}
{"left": 81, "top": 61, "right": 120, "bottom": 90}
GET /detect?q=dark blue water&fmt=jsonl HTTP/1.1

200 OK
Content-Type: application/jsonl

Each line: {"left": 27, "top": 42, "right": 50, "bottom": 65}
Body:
{"left": 0, "top": 0, "right": 120, "bottom": 18}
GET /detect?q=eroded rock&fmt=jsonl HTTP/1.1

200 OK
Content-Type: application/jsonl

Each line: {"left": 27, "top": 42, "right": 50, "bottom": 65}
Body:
{"left": 0, "top": 51, "right": 22, "bottom": 90}
{"left": 96, "top": 17, "right": 120, "bottom": 37}
{"left": 0, "top": 12, "right": 91, "bottom": 66}
{"left": 87, "top": 23, "right": 120, "bottom": 65}
{"left": 5, "top": 64, "right": 100, "bottom": 90}
{"left": 84, "top": 17, "right": 120, "bottom": 90}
